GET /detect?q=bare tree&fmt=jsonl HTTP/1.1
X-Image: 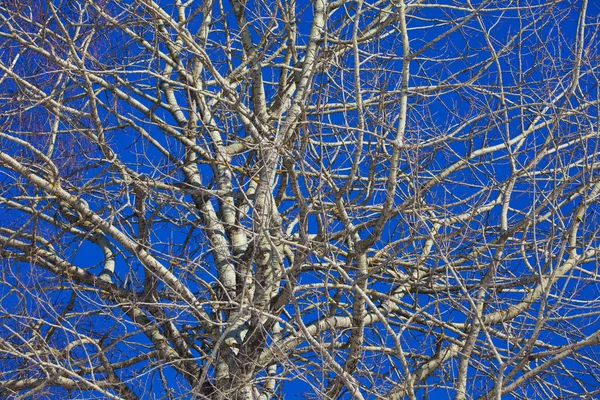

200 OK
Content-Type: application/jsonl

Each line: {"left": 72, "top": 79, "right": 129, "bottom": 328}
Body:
{"left": 1, "top": 0, "right": 599, "bottom": 398}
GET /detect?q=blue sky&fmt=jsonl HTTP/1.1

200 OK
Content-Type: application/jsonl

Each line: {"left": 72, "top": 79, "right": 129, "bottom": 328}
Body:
{"left": 1, "top": 0, "right": 600, "bottom": 398}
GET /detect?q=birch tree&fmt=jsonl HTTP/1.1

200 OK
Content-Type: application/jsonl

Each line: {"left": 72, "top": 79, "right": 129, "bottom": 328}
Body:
{"left": 1, "top": 0, "right": 599, "bottom": 398}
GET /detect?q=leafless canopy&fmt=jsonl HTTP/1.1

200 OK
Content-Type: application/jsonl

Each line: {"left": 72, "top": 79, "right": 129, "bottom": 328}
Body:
{"left": 1, "top": 0, "right": 599, "bottom": 398}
